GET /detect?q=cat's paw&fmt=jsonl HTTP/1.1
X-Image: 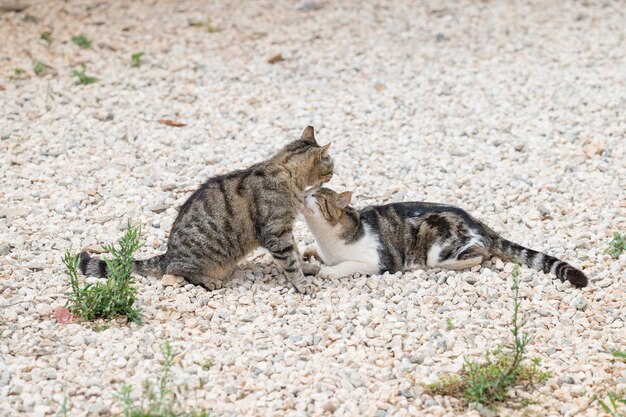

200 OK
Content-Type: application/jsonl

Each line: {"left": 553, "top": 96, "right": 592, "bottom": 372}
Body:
{"left": 291, "top": 275, "right": 316, "bottom": 296}
{"left": 199, "top": 277, "right": 224, "bottom": 291}
{"left": 319, "top": 266, "right": 347, "bottom": 280}
{"left": 302, "top": 247, "right": 319, "bottom": 262}
{"left": 202, "top": 279, "right": 224, "bottom": 291}
{"left": 301, "top": 262, "right": 321, "bottom": 276}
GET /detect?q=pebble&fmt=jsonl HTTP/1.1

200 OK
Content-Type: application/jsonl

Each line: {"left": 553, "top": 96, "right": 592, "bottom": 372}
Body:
{"left": 464, "top": 275, "right": 478, "bottom": 285}
{"left": 162, "top": 274, "right": 185, "bottom": 286}
{"left": 571, "top": 296, "right": 588, "bottom": 311}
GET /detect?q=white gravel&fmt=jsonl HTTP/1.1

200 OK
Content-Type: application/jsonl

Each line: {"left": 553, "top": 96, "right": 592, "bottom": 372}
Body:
{"left": 1, "top": 1, "right": 625, "bottom": 416}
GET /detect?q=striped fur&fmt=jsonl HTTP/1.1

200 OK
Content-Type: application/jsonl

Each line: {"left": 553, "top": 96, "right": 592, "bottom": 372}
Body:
{"left": 79, "top": 126, "right": 333, "bottom": 294}
{"left": 302, "top": 188, "right": 588, "bottom": 287}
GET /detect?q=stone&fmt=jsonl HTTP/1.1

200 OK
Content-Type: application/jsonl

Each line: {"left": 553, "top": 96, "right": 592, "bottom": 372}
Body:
{"left": 162, "top": 274, "right": 185, "bottom": 286}
{"left": 464, "top": 275, "right": 478, "bottom": 285}
{"left": 3, "top": 207, "right": 29, "bottom": 219}
{"left": 296, "top": 1, "right": 320, "bottom": 11}
{"left": 571, "top": 296, "right": 588, "bottom": 311}
{"left": 150, "top": 204, "right": 171, "bottom": 214}
{"left": 0, "top": 242, "right": 10, "bottom": 256}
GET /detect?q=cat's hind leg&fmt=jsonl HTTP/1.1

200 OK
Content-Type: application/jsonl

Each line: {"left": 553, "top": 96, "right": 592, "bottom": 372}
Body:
{"left": 431, "top": 242, "right": 489, "bottom": 270}
{"left": 165, "top": 260, "right": 226, "bottom": 290}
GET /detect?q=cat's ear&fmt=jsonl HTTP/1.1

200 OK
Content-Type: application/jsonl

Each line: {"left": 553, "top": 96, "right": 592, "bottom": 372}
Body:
{"left": 301, "top": 125, "right": 317, "bottom": 143}
{"left": 316, "top": 143, "right": 331, "bottom": 160}
{"left": 336, "top": 191, "right": 352, "bottom": 209}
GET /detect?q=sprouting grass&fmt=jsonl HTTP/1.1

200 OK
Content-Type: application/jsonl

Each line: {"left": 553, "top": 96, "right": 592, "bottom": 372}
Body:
{"left": 202, "top": 357, "right": 214, "bottom": 371}
{"left": 55, "top": 390, "right": 71, "bottom": 417}
{"left": 33, "top": 60, "right": 53, "bottom": 76}
{"left": 446, "top": 317, "right": 455, "bottom": 331}
{"left": 71, "top": 64, "right": 98, "bottom": 85}
{"left": 424, "top": 265, "right": 551, "bottom": 408}
{"left": 72, "top": 34, "right": 92, "bottom": 49}
{"left": 131, "top": 52, "right": 145, "bottom": 68}
{"left": 606, "top": 233, "right": 626, "bottom": 259}
{"left": 118, "top": 341, "right": 210, "bottom": 417}
{"left": 612, "top": 350, "right": 626, "bottom": 362}
{"left": 595, "top": 390, "right": 626, "bottom": 417}
{"left": 41, "top": 31, "right": 53, "bottom": 45}
{"left": 63, "top": 222, "right": 142, "bottom": 323}
{"left": 190, "top": 17, "right": 221, "bottom": 33}
{"left": 8, "top": 67, "right": 27, "bottom": 79}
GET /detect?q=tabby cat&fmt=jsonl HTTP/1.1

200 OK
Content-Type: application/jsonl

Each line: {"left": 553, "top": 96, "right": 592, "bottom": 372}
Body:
{"left": 79, "top": 126, "right": 333, "bottom": 294}
{"left": 302, "top": 188, "right": 588, "bottom": 287}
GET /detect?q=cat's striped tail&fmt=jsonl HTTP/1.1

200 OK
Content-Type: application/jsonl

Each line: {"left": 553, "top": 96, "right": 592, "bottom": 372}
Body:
{"left": 490, "top": 237, "right": 588, "bottom": 287}
{"left": 78, "top": 252, "right": 166, "bottom": 278}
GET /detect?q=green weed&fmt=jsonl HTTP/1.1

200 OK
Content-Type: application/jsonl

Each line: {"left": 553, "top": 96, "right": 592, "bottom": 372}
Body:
{"left": 131, "top": 52, "right": 145, "bottom": 68}
{"left": 33, "top": 60, "right": 53, "bottom": 76}
{"left": 202, "top": 357, "right": 214, "bottom": 371}
{"left": 71, "top": 64, "right": 98, "bottom": 85}
{"left": 9, "top": 67, "right": 27, "bottom": 79}
{"left": 607, "top": 233, "right": 626, "bottom": 259}
{"left": 55, "top": 390, "right": 70, "bottom": 417}
{"left": 596, "top": 390, "right": 626, "bottom": 417}
{"left": 63, "top": 222, "right": 141, "bottom": 323}
{"left": 190, "top": 17, "right": 221, "bottom": 33}
{"left": 612, "top": 350, "right": 626, "bottom": 362}
{"left": 72, "top": 34, "right": 92, "bottom": 49}
{"left": 41, "top": 31, "right": 53, "bottom": 45}
{"left": 446, "top": 317, "right": 455, "bottom": 331}
{"left": 118, "top": 341, "right": 210, "bottom": 417}
{"left": 424, "top": 265, "right": 551, "bottom": 408}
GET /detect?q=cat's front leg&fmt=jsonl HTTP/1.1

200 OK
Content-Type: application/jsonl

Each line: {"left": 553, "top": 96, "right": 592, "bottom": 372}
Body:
{"left": 261, "top": 234, "right": 315, "bottom": 295}
{"left": 319, "top": 261, "right": 379, "bottom": 279}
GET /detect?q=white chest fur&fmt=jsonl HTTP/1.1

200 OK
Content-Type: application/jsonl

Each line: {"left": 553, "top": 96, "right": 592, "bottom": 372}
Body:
{"left": 305, "top": 218, "right": 381, "bottom": 267}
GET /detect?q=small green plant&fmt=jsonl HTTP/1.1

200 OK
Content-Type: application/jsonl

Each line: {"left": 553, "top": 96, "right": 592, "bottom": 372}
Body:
{"left": 607, "top": 233, "right": 626, "bottom": 259}
{"left": 93, "top": 322, "right": 111, "bottom": 333}
{"left": 131, "top": 52, "right": 145, "bottom": 68}
{"left": 446, "top": 317, "right": 455, "bottom": 331}
{"left": 71, "top": 64, "right": 98, "bottom": 85}
{"left": 63, "top": 222, "right": 142, "bottom": 323}
{"left": 613, "top": 350, "right": 626, "bottom": 362}
{"left": 55, "top": 390, "right": 70, "bottom": 417}
{"left": 118, "top": 341, "right": 210, "bottom": 417}
{"left": 202, "top": 357, "right": 214, "bottom": 371}
{"left": 33, "top": 60, "right": 52, "bottom": 76}
{"left": 596, "top": 390, "right": 626, "bottom": 417}
{"left": 190, "top": 17, "right": 221, "bottom": 33}
{"left": 424, "top": 265, "right": 551, "bottom": 408}
{"left": 72, "top": 34, "right": 92, "bottom": 48}
{"left": 9, "top": 67, "right": 27, "bottom": 79}
{"left": 41, "top": 31, "right": 53, "bottom": 45}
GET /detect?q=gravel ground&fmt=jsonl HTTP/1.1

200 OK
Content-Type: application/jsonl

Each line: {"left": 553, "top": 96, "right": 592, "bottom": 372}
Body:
{"left": 1, "top": 1, "right": 625, "bottom": 416}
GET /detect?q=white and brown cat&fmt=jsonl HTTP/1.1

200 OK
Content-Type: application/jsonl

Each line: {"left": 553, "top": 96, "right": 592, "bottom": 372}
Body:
{"left": 301, "top": 187, "right": 588, "bottom": 287}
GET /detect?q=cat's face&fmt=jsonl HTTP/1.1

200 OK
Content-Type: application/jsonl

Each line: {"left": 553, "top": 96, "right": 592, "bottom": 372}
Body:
{"left": 280, "top": 126, "right": 334, "bottom": 187}
{"left": 302, "top": 187, "right": 352, "bottom": 225}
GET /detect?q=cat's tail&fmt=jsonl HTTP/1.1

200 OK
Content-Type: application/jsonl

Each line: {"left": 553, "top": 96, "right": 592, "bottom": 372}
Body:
{"left": 78, "top": 252, "right": 166, "bottom": 278}
{"left": 489, "top": 237, "right": 588, "bottom": 287}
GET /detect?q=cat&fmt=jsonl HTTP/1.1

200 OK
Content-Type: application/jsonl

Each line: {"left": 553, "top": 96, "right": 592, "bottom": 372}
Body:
{"left": 79, "top": 126, "right": 333, "bottom": 294}
{"left": 301, "top": 187, "right": 588, "bottom": 287}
